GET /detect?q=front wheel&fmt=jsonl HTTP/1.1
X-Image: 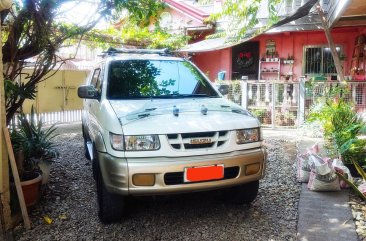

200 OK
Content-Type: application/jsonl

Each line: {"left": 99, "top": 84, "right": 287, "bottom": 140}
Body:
{"left": 96, "top": 163, "right": 127, "bottom": 223}
{"left": 222, "top": 180, "right": 259, "bottom": 205}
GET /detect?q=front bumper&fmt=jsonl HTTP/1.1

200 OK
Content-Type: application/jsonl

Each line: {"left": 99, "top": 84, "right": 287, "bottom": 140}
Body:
{"left": 98, "top": 147, "right": 266, "bottom": 196}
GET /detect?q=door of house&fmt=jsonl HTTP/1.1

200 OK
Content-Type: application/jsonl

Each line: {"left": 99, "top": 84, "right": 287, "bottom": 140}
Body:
{"left": 231, "top": 42, "right": 259, "bottom": 80}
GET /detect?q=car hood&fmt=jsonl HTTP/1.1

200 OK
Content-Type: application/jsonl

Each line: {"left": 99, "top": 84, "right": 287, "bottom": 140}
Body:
{"left": 109, "top": 98, "right": 259, "bottom": 135}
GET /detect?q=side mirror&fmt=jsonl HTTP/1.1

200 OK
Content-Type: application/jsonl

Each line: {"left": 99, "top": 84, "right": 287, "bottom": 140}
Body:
{"left": 78, "top": 85, "right": 99, "bottom": 99}
{"left": 216, "top": 84, "right": 229, "bottom": 95}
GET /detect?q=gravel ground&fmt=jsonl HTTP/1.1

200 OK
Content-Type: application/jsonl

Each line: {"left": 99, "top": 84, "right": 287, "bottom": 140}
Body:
{"left": 350, "top": 186, "right": 366, "bottom": 241}
{"left": 13, "top": 124, "right": 301, "bottom": 241}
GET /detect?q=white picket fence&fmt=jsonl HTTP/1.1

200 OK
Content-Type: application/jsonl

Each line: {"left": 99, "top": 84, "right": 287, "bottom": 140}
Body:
{"left": 10, "top": 110, "right": 82, "bottom": 127}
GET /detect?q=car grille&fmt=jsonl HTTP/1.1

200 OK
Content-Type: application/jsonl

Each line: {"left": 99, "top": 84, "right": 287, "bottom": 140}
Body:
{"left": 166, "top": 131, "right": 229, "bottom": 150}
{"left": 164, "top": 166, "right": 240, "bottom": 185}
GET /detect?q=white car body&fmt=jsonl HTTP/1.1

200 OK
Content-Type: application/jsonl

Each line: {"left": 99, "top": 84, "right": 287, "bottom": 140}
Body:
{"left": 78, "top": 49, "right": 266, "bottom": 222}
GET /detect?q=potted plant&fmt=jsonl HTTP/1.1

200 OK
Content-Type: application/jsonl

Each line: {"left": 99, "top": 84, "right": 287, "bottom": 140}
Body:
{"left": 275, "top": 113, "right": 286, "bottom": 126}
{"left": 11, "top": 107, "right": 59, "bottom": 206}
{"left": 339, "top": 52, "right": 346, "bottom": 61}
{"left": 252, "top": 109, "right": 266, "bottom": 122}
{"left": 263, "top": 110, "right": 272, "bottom": 124}
{"left": 287, "top": 55, "right": 294, "bottom": 64}
{"left": 307, "top": 97, "right": 366, "bottom": 176}
{"left": 266, "top": 50, "right": 270, "bottom": 62}
{"left": 284, "top": 111, "right": 296, "bottom": 126}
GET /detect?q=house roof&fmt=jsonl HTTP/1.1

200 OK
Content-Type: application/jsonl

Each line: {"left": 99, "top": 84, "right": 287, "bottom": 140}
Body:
{"left": 334, "top": 0, "right": 366, "bottom": 27}
{"left": 180, "top": 0, "right": 366, "bottom": 53}
{"left": 179, "top": 0, "right": 319, "bottom": 53}
{"left": 163, "top": 0, "right": 210, "bottom": 23}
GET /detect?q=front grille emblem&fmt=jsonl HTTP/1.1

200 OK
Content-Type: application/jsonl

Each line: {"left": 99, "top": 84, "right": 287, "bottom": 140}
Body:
{"left": 190, "top": 138, "right": 212, "bottom": 145}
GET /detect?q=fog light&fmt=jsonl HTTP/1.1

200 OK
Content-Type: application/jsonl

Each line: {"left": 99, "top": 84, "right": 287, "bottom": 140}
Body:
{"left": 245, "top": 163, "right": 260, "bottom": 175}
{"left": 132, "top": 174, "right": 155, "bottom": 186}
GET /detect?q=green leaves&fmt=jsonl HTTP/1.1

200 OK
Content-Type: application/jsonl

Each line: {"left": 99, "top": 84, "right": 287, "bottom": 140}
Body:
{"left": 335, "top": 172, "right": 366, "bottom": 201}
{"left": 208, "top": 0, "right": 281, "bottom": 41}
{"left": 12, "top": 106, "right": 59, "bottom": 161}
{"left": 4, "top": 80, "right": 37, "bottom": 103}
{"left": 308, "top": 97, "right": 366, "bottom": 165}
{"left": 114, "top": 0, "right": 165, "bottom": 27}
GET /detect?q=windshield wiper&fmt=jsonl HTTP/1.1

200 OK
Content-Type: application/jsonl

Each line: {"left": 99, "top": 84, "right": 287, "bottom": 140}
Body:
{"left": 151, "top": 94, "right": 211, "bottom": 98}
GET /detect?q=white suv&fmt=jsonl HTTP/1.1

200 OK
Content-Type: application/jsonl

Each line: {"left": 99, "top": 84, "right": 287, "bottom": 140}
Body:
{"left": 78, "top": 48, "right": 266, "bottom": 223}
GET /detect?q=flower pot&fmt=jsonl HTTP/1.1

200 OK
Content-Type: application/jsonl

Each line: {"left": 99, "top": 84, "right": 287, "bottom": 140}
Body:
{"left": 21, "top": 174, "right": 42, "bottom": 207}
{"left": 264, "top": 117, "right": 271, "bottom": 124}
{"left": 38, "top": 160, "right": 51, "bottom": 184}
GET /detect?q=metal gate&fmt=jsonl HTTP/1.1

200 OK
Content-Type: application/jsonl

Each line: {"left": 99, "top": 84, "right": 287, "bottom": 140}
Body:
{"left": 219, "top": 80, "right": 300, "bottom": 128}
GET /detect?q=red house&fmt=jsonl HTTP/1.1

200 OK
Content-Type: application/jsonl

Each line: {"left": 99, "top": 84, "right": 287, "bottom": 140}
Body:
{"left": 163, "top": 0, "right": 366, "bottom": 127}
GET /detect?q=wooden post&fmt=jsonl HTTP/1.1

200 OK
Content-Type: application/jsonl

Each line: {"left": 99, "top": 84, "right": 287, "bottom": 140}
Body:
{"left": 316, "top": 3, "right": 345, "bottom": 83}
{"left": 3, "top": 127, "right": 31, "bottom": 230}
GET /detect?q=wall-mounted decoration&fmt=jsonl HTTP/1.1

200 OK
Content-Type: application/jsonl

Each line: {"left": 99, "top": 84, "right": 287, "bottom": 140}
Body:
{"left": 236, "top": 51, "right": 254, "bottom": 69}
{"left": 266, "top": 39, "right": 276, "bottom": 55}
{"left": 232, "top": 42, "right": 259, "bottom": 80}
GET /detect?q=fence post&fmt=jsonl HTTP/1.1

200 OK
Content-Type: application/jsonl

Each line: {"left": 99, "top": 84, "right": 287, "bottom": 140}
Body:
{"left": 299, "top": 78, "right": 305, "bottom": 125}
{"left": 241, "top": 80, "right": 247, "bottom": 109}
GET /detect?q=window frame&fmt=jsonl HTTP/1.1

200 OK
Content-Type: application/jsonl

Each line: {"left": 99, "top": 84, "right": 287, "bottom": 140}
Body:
{"left": 302, "top": 45, "right": 343, "bottom": 76}
{"left": 91, "top": 65, "right": 104, "bottom": 94}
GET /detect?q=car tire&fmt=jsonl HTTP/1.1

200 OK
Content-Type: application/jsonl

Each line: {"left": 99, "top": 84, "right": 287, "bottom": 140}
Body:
{"left": 96, "top": 160, "right": 126, "bottom": 223}
{"left": 222, "top": 180, "right": 259, "bottom": 205}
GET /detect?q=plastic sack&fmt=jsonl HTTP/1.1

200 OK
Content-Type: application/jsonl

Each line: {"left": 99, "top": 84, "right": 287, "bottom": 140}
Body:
{"left": 307, "top": 155, "right": 340, "bottom": 191}
{"left": 296, "top": 144, "right": 320, "bottom": 183}
{"left": 307, "top": 170, "right": 340, "bottom": 191}
{"left": 309, "top": 154, "right": 332, "bottom": 175}
{"left": 358, "top": 183, "right": 366, "bottom": 196}
{"left": 332, "top": 159, "right": 353, "bottom": 189}
{"left": 296, "top": 154, "right": 311, "bottom": 182}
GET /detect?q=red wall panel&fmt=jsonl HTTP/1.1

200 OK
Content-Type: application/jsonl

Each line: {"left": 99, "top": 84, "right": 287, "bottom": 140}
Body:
{"left": 191, "top": 27, "right": 366, "bottom": 81}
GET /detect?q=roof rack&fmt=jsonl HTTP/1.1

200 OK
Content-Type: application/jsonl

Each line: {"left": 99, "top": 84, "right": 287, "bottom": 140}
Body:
{"left": 102, "top": 47, "right": 172, "bottom": 57}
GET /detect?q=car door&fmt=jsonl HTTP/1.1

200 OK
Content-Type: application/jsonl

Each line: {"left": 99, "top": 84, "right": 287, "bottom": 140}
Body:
{"left": 88, "top": 65, "right": 104, "bottom": 140}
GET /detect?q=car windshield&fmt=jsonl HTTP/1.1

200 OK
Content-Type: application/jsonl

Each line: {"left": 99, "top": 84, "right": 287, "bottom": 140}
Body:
{"left": 106, "top": 59, "right": 219, "bottom": 99}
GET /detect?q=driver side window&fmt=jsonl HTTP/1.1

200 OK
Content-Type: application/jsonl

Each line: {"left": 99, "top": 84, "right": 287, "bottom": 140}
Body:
{"left": 91, "top": 66, "right": 104, "bottom": 94}
{"left": 91, "top": 68, "right": 101, "bottom": 87}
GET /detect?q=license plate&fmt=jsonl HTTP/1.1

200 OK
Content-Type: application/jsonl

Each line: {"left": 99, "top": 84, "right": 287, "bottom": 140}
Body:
{"left": 184, "top": 164, "right": 224, "bottom": 182}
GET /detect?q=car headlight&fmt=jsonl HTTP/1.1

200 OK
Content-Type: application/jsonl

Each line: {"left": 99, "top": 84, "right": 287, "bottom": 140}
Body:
{"left": 125, "top": 135, "right": 160, "bottom": 151}
{"left": 110, "top": 133, "right": 160, "bottom": 151}
{"left": 236, "top": 128, "right": 260, "bottom": 144}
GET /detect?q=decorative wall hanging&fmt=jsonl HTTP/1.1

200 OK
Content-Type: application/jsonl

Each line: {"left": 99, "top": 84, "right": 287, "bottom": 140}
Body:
{"left": 237, "top": 51, "right": 254, "bottom": 69}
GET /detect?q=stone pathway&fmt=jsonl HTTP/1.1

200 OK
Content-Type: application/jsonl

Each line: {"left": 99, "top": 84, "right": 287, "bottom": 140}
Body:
{"left": 296, "top": 139, "right": 358, "bottom": 241}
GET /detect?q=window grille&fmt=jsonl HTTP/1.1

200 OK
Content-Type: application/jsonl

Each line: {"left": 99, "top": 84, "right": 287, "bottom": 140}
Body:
{"left": 303, "top": 46, "right": 341, "bottom": 75}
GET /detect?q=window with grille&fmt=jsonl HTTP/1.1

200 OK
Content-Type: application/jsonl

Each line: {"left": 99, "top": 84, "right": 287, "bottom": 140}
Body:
{"left": 303, "top": 46, "right": 342, "bottom": 75}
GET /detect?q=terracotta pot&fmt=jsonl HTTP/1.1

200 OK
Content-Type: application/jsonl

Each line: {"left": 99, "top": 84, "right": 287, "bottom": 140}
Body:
{"left": 264, "top": 117, "right": 271, "bottom": 124}
{"left": 21, "top": 174, "right": 42, "bottom": 207}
